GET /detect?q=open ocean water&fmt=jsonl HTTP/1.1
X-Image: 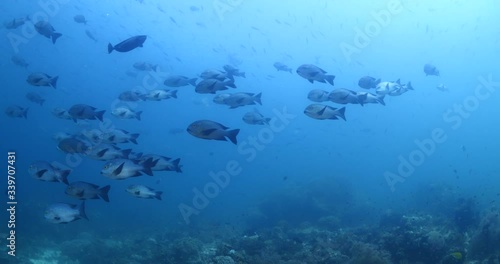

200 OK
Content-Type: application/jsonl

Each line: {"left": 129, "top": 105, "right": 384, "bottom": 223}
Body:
{"left": 1, "top": 0, "right": 500, "bottom": 263}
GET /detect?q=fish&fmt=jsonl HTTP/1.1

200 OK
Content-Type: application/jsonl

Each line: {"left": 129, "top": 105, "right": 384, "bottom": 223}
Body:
{"left": 220, "top": 92, "right": 262, "bottom": 109}
{"left": 51, "top": 107, "right": 72, "bottom": 120}
{"left": 358, "top": 76, "right": 381, "bottom": 89}
{"left": 34, "top": 21, "right": 62, "bottom": 44}
{"left": 139, "top": 154, "right": 182, "bottom": 173}
{"left": 101, "top": 158, "right": 156, "bottom": 180}
{"left": 44, "top": 202, "right": 88, "bottom": 224}
{"left": 26, "top": 72, "right": 58, "bottom": 88}
{"left": 79, "top": 129, "right": 104, "bottom": 143}
{"left": 25, "top": 92, "right": 45, "bottom": 106}
{"left": 65, "top": 181, "right": 110, "bottom": 202}
{"left": 328, "top": 88, "right": 367, "bottom": 105}
{"left": 375, "top": 80, "right": 413, "bottom": 96}
{"left": 307, "top": 89, "right": 330, "bottom": 102}
{"left": 4, "top": 16, "right": 30, "bottom": 29}
{"left": 73, "top": 15, "right": 87, "bottom": 24}
{"left": 68, "top": 104, "right": 105, "bottom": 122}
{"left": 200, "top": 69, "right": 231, "bottom": 81}
{"left": 356, "top": 92, "right": 385, "bottom": 105}
{"left": 195, "top": 79, "right": 236, "bottom": 94}
{"left": 436, "top": 84, "right": 448, "bottom": 92}
{"left": 133, "top": 62, "right": 157, "bottom": 71}
{"left": 85, "top": 29, "right": 97, "bottom": 42}
{"left": 57, "top": 137, "right": 90, "bottom": 154}
{"left": 187, "top": 120, "right": 240, "bottom": 144}
{"left": 108, "top": 35, "right": 147, "bottom": 53}
{"left": 85, "top": 144, "right": 132, "bottom": 161}
{"left": 424, "top": 63, "right": 440, "bottom": 76}
{"left": 28, "top": 161, "right": 71, "bottom": 185}
{"left": 273, "top": 62, "right": 293, "bottom": 73}
{"left": 118, "top": 90, "right": 146, "bottom": 101}
{"left": 5, "top": 105, "right": 28, "bottom": 119}
{"left": 242, "top": 109, "right": 271, "bottom": 125}
{"left": 111, "top": 106, "right": 142, "bottom": 120}
{"left": 296, "top": 64, "right": 335, "bottom": 85}
{"left": 101, "top": 129, "right": 140, "bottom": 144}
{"left": 304, "top": 104, "right": 346, "bottom": 121}
{"left": 223, "top": 65, "right": 246, "bottom": 78}
{"left": 11, "top": 55, "right": 29, "bottom": 68}
{"left": 126, "top": 185, "right": 162, "bottom": 200}
{"left": 52, "top": 132, "right": 73, "bottom": 142}
{"left": 164, "top": 75, "right": 197, "bottom": 87}
{"left": 213, "top": 93, "right": 231, "bottom": 105}
{"left": 144, "top": 89, "right": 178, "bottom": 101}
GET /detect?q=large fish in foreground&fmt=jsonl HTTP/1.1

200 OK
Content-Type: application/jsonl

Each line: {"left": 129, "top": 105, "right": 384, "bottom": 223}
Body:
{"left": 108, "top": 35, "right": 147, "bottom": 53}
{"left": 296, "top": 64, "right": 335, "bottom": 85}
{"left": 187, "top": 120, "right": 240, "bottom": 144}
{"left": 34, "top": 21, "right": 62, "bottom": 44}
{"left": 44, "top": 202, "right": 88, "bottom": 224}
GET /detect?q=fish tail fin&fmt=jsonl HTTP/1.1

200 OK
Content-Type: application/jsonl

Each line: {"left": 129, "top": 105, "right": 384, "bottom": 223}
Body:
{"left": 325, "top": 75, "right": 335, "bottom": 86}
{"left": 377, "top": 95, "right": 386, "bottom": 106}
{"left": 155, "top": 191, "right": 163, "bottom": 200}
{"left": 59, "top": 169, "right": 71, "bottom": 185}
{"left": 51, "top": 76, "right": 59, "bottom": 89}
{"left": 152, "top": 65, "right": 158, "bottom": 72}
{"left": 99, "top": 185, "right": 111, "bottom": 202}
{"left": 170, "top": 90, "right": 178, "bottom": 99}
{"left": 136, "top": 111, "right": 142, "bottom": 121}
{"left": 78, "top": 201, "right": 89, "bottom": 220}
{"left": 241, "top": 72, "right": 246, "bottom": 78}
{"left": 336, "top": 107, "right": 346, "bottom": 121}
{"left": 95, "top": 110, "right": 105, "bottom": 122}
{"left": 288, "top": 69, "right": 292, "bottom": 74}
{"left": 107, "top": 43, "right": 114, "bottom": 54}
{"left": 172, "top": 158, "right": 182, "bottom": 173}
{"left": 189, "top": 78, "right": 197, "bottom": 86}
{"left": 52, "top": 33, "right": 62, "bottom": 44}
{"left": 141, "top": 157, "right": 157, "bottom": 176}
{"left": 254, "top": 93, "right": 262, "bottom": 105}
{"left": 122, "top": 149, "right": 132, "bottom": 159}
{"left": 130, "top": 133, "right": 140, "bottom": 144}
{"left": 407, "top": 82, "right": 414, "bottom": 90}
{"left": 225, "top": 80, "right": 237, "bottom": 88}
{"left": 23, "top": 108, "right": 29, "bottom": 119}
{"left": 226, "top": 129, "right": 240, "bottom": 145}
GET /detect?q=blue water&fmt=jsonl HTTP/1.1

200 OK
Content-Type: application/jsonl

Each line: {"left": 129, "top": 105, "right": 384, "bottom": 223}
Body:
{"left": 1, "top": 0, "right": 500, "bottom": 263}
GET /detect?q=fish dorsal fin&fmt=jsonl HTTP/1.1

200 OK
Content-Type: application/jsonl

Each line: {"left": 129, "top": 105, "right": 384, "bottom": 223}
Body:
{"left": 396, "top": 79, "right": 401, "bottom": 84}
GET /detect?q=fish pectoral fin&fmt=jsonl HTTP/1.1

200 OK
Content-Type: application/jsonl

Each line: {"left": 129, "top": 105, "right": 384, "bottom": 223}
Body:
{"left": 318, "top": 106, "right": 327, "bottom": 115}
{"left": 113, "top": 163, "right": 125, "bottom": 176}
{"left": 134, "top": 191, "right": 140, "bottom": 195}
{"left": 202, "top": 128, "right": 217, "bottom": 136}
{"left": 36, "top": 169, "right": 48, "bottom": 178}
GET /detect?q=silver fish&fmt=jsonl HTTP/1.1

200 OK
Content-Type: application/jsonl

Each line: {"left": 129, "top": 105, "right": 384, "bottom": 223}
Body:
{"left": 304, "top": 104, "right": 346, "bottom": 121}
{"left": 126, "top": 185, "right": 162, "bottom": 200}
{"left": 44, "top": 202, "right": 87, "bottom": 224}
